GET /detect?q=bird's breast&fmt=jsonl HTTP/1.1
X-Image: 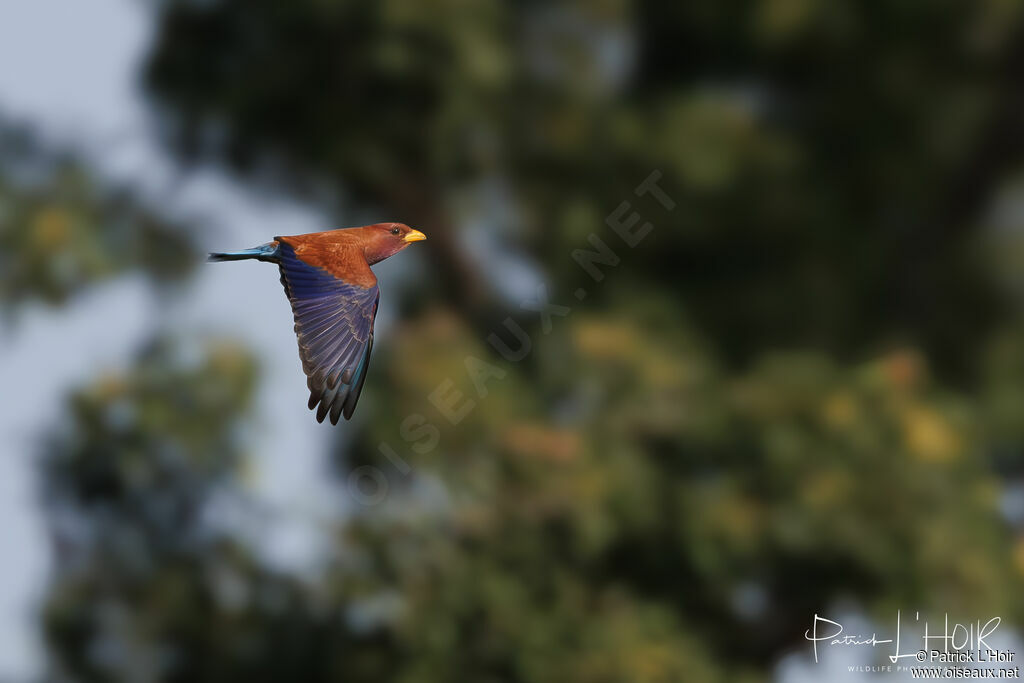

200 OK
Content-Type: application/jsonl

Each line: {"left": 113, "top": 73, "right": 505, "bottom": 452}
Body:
{"left": 278, "top": 236, "right": 376, "bottom": 289}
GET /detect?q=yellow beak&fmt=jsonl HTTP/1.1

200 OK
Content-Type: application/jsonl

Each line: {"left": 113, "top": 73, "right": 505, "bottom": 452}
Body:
{"left": 404, "top": 229, "right": 427, "bottom": 243}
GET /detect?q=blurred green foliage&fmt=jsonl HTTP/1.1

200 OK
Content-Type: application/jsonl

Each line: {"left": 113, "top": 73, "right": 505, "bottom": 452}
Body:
{"left": 143, "top": 0, "right": 1022, "bottom": 371}
{"left": 341, "top": 308, "right": 1017, "bottom": 681}
{"left": 42, "top": 339, "right": 264, "bottom": 681}
{"left": 17, "top": 0, "right": 1024, "bottom": 681}
{"left": 0, "top": 124, "right": 197, "bottom": 312}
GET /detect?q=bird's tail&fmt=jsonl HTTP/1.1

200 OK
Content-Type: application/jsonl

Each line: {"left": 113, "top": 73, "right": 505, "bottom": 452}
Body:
{"left": 208, "top": 241, "right": 280, "bottom": 263}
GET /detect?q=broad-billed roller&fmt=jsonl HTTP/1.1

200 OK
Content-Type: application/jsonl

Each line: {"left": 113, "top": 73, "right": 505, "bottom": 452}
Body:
{"left": 209, "top": 223, "right": 426, "bottom": 424}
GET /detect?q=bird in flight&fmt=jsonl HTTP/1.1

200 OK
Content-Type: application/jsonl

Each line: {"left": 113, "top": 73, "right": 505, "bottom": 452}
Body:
{"left": 209, "top": 223, "right": 426, "bottom": 424}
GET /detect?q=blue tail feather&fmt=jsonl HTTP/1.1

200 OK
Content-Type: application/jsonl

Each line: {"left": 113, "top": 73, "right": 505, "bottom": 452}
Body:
{"left": 208, "top": 242, "right": 280, "bottom": 263}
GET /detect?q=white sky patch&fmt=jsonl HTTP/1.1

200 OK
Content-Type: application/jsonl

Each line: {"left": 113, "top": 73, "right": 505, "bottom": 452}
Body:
{"left": 0, "top": 0, "right": 149, "bottom": 142}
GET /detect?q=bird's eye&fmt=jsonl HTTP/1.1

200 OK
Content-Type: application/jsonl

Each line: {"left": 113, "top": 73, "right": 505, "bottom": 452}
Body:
{"left": 391, "top": 227, "right": 401, "bottom": 235}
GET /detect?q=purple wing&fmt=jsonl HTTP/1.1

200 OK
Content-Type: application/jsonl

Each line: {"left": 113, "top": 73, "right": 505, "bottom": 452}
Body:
{"left": 277, "top": 242, "right": 379, "bottom": 424}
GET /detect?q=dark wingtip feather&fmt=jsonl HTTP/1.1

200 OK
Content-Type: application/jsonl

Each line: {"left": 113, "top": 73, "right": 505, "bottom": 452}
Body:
{"left": 329, "top": 387, "right": 349, "bottom": 425}
{"left": 342, "top": 336, "right": 373, "bottom": 421}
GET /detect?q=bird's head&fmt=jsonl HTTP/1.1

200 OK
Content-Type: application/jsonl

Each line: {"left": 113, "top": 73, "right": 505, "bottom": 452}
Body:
{"left": 360, "top": 222, "right": 426, "bottom": 265}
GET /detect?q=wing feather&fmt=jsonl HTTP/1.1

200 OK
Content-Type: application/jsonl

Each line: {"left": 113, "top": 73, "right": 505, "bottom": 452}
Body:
{"left": 276, "top": 242, "right": 379, "bottom": 424}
